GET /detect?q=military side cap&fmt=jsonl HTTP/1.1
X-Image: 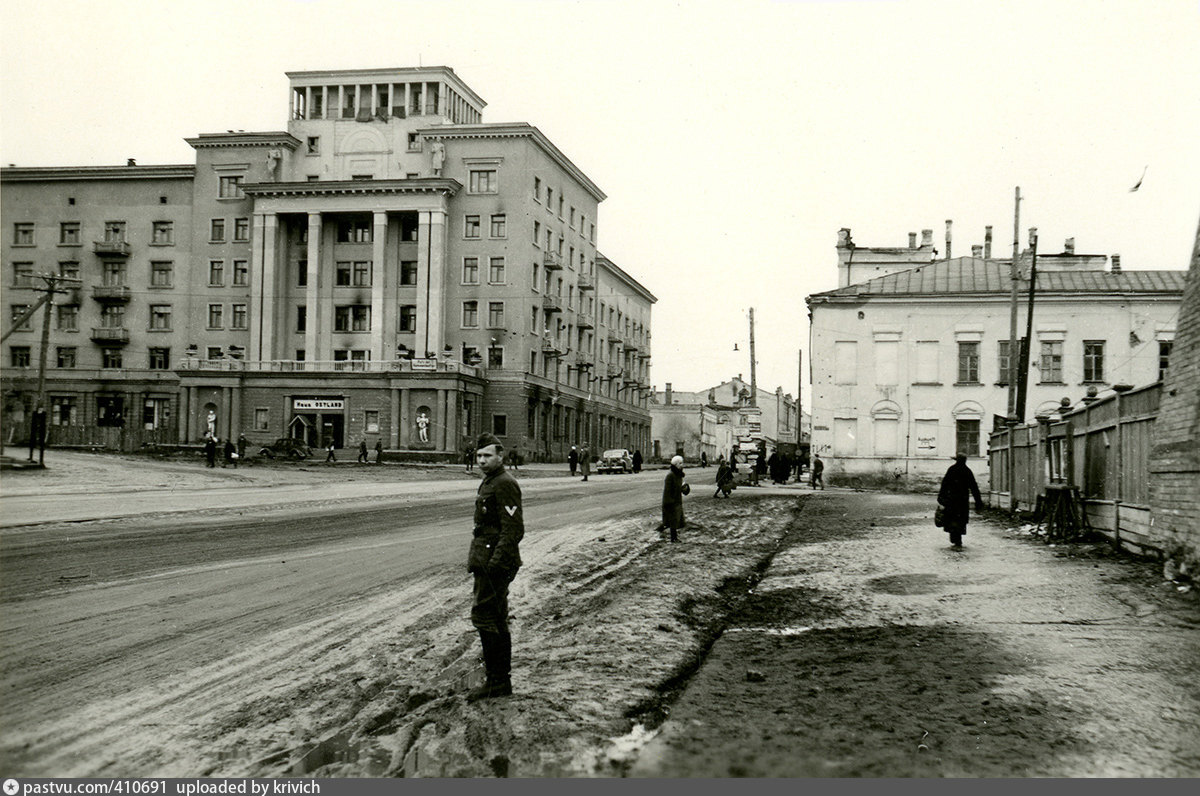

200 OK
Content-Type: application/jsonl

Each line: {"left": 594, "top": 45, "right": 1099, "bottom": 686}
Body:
{"left": 476, "top": 432, "right": 503, "bottom": 451}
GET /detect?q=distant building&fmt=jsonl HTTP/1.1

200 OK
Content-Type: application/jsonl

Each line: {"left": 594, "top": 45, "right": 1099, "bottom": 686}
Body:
{"left": 1, "top": 67, "right": 655, "bottom": 460}
{"left": 650, "top": 377, "right": 808, "bottom": 462}
{"left": 807, "top": 228, "right": 1185, "bottom": 487}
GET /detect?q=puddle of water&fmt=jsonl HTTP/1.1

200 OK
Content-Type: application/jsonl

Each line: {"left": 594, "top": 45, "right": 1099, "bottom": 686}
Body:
{"left": 726, "top": 626, "right": 814, "bottom": 636}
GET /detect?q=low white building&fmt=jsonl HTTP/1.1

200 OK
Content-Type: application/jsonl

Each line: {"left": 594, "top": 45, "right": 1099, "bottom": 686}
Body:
{"left": 806, "top": 233, "right": 1184, "bottom": 488}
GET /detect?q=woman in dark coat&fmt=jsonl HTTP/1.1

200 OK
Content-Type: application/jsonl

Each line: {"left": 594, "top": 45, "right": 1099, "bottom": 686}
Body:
{"left": 661, "top": 455, "right": 690, "bottom": 542}
{"left": 938, "top": 453, "right": 984, "bottom": 550}
{"left": 632, "top": 449, "right": 643, "bottom": 473}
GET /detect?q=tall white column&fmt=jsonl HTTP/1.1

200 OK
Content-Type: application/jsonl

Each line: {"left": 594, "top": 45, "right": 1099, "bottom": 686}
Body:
{"left": 251, "top": 213, "right": 278, "bottom": 361}
{"left": 371, "top": 210, "right": 387, "bottom": 363}
{"left": 426, "top": 209, "right": 447, "bottom": 356}
{"left": 305, "top": 212, "right": 321, "bottom": 362}
{"left": 261, "top": 214, "right": 278, "bottom": 361}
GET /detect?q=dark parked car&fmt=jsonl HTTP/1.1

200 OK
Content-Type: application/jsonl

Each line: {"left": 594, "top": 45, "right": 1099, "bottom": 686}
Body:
{"left": 258, "top": 437, "right": 312, "bottom": 459}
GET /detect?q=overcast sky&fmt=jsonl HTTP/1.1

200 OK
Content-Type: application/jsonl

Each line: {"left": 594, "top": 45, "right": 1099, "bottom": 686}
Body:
{"left": 3, "top": 0, "right": 1198, "bottom": 396}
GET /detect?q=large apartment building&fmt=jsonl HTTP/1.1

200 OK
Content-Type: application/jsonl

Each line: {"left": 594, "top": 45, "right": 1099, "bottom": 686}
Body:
{"left": 1, "top": 67, "right": 655, "bottom": 459}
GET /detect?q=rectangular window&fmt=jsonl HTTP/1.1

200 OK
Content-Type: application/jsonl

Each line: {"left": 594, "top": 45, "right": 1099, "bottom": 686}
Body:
{"left": 56, "top": 304, "right": 78, "bottom": 331}
{"left": 1039, "top": 340, "right": 1063, "bottom": 383}
{"left": 59, "top": 222, "right": 80, "bottom": 245}
{"left": 101, "top": 348, "right": 123, "bottom": 369}
{"left": 531, "top": 305, "right": 540, "bottom": 333}
{"left": 533, "top": 176, "right": 541, "bottom": 201}
{"left": 997, "top": 340, "right": 1013, "bottom": 385}
{"left": 462, "top": 300, "right": 479, "bottom": 328}
{"left": 490, "top": 214, "right": 506, "bottom": 238}
{"left": 1159, "top": 340, "right": 1173, "bottom": 381}
{"left": 533, "top": 220, "right": 541, "bottom": 246}
{"left": 297, "top": 260, "right": 308, "bottom": 287}
{"left": 58, "top": 260, "right": 80, "bottom": 281}
{"left": 12, "top": 262, "right": 33, "bottom": 287}
{"left": 956, "top": 419, "right": 980, "bottom": 458}
{"left": 462, "top": 257, "right": 479, "bottom": 284}
{"left": 353, "top": 261, "right": 370, "bottom": 286}
{"left": 151, "top": 221, "right": 173, "bottom": 245}
{"left": 488, "top": 301, "right": 504, "bottom": 328}
{"left": 1083, "top": 340, "right": 1105, "bottom": 382}
{"left": 469, "top": 169, "right": 497, "bottom": 193}
{"left": 210, "top": 218, "right": 226, "bottom": 242}
{"left": 399, "top": 305, "right": 417, "bottom": 332}
{"left": 10, "top": 345, "right": 31, "bottom": 367}
{"left": 874, "top": 340, "right": 898, "bottom": 385}
{"left": 232, "top": 259, "right": 249, "bottom": 286}
{"left": 336, "top": 218, "right": 372, "bottom": 243}
{"left": 834, "top": 341, "right": 857, "bottom": 385}
{"left": 532, "top": 261, "right": 540, "bottom": 292}
{"left": 207, "top": 304, "right": 224, "bottom": 329}
{"left": 100, "top": 304, "right": 124, "bottom": 328}
{"left": 104, "top": 221, "right": 126, "bottom": 242}
{"left": 488, "top": 257, "right": 505, "bottom": 284}
{"left": 13, "top": 222, "right": 34, "bottom": 245}
{"left": 400, "top": 260, "right": 418, "bottom": 286}
{"left": 407, "top": 132, "right": 422, "bottom": 151}
{"left": 334, "top": 305, "right": 370, "bottom": 332}
{"left": 231, "top": 304, "right": 248, "bottom": 330}
{"left": 254, "top": 407, "right": 270, "bottom": 431}
{"left": 233, "top": 217, "right": 249, "bottom": 242}
{"left": 10, "top": 305, "right": 32, "bottom": 331}
{"left": 492, "top": 414, "right": 507, "bottom": 436}
{"left": 558, "top": 195, "right": 564, "bottom": 218}
{"left": 101, "top": 260, "right": 126, "bottom": 287}
{"left": 295, "top": 305, "right": 308, "bottom": 332}
{"left": 569, "top": 207, "right": 575, "bottom": 228}
{"left": 207, "top": 346, "right": 224, "bottom": 360}
{"left": 149, "top": 304, "right": 172, "bottom": 330}
{"left": 546, "top": 187, "right": 554, "bottom": 209}
{"left": 364, "top": 410, "right": 380, "bottom": 433}
{"left": 148, "top": 347, "right": 170, "bottom": 370}
{"left": 306, "top": 136, "right": 320, "bottom": 155}
{"left": 150, "top": 261, "right": 173, "bottom": 287}
{"left": 915, "top": 341, "right": 939, "bottom": 383}
{"left": 488, "top": 346, "right": 504, "bottom": 369}
{"left": 51, "top": 395, "right": 77, "bottom": 425}
{"left": 464, "top": 215, "right": 480, "bottom": 238}
{"left": 208, "top": 260, "right": 224, "bottom": 286}
{"left": 218, "top": 175, "right": 244, "bottom": 199}
{"left": 957, "top": 341, "right": 980, "bottom": 384}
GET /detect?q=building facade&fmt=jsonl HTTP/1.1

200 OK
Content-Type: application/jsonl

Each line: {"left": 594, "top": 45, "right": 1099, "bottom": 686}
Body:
{"left": 2, "top": 67, "right": 655, "bottom": 459}
{"left": 807, "top": 229, "right": 1184, "bottom": 487}
{"left": 650, "top": 378, "right": 807, "bottom": 462}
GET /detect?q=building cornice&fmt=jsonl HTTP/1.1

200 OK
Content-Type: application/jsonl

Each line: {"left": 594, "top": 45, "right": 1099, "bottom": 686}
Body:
{"left": 185, "top": 132, "right": 302, "bottom": 150}
{"left": 242, "top": 178, "right": 462, "bottom": 198}
{"left": 597, "top": 253, "right": 657, "bottom": 304}
{"left": 1, "top": 165, "right": 195, "bottom": 182}
{"left": 419, "top": 123, "right": 606, "bottom": 202}
{"left": 806, "top": 287, "right": 1185, "bottom": 307}
{"left": 286, "top": 66, "right": 487, "bottom": 109}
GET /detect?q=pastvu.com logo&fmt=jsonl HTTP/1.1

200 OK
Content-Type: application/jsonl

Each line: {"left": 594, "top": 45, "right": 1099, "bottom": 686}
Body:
{"left": 4, "top": 779, "right": 20, "bottom": 795}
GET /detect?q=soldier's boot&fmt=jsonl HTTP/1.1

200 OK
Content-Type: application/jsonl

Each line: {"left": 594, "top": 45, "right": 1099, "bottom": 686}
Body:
{"left": 467, "top": 631, "right": 513, "bottom": 702}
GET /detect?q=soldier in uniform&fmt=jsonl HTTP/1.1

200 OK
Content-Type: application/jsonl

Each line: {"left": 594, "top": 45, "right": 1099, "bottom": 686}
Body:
{"left": 466, "top": 432, "right": 524, "bottom": 702}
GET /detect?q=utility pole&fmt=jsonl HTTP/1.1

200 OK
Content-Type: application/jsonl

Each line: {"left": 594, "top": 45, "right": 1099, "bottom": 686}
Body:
{"left": 24, "top": 273, "right": 81, "bottom": 464}
{"left": 797, "top": 348, "right": 803, "bottom": 446}
{"left": 1015, "top": 227, "right": 1039, "bottom": 422}
{"left": 1006, "top": 187, "right": 1022, "bottom": 418}
{"left": 748, "top": 307, "right": 757, "bottom": 407}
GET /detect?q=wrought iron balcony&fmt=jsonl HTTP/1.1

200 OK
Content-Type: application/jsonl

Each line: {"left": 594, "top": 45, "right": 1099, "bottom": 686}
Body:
{"left": 542, "top": 251, "right": 563, "bottom": 271}
{"left": 94, "top": 240, "right": 131, "bottom": 257}
{"left": 92, "top": 285, "right": 132, "bottom": 302}
{"left": 90, "top": 327, "right": 130, "bottom": 344}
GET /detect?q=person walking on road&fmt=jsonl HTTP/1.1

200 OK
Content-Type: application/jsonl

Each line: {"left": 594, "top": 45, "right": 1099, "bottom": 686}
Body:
{"left": 660, "top": 455, "right": 691, "bottom": 542}
{"left": 810, "top": 454, "right": 824, "bottom": 490}
{"left": 700, "top": 451, "right": 708, "bottom": 468}
{"left": 325, "top": 441, "right": 336, "bottom": 463}
{"left": 357, "top": 438, "right": 369, "bottom": 463}
{"left": 375, "top": 438, "right": 383, "bottom": 464}
{"left": 568, "top": 445, "right": 579, "bottom": 477}
{"left": 237, "top": 433, "right": 248, "bottom": 461}
{"left": 937, "top": 453, "right": 984, "bottom": 550}
{"left": 580, "top": 446, "right": 590, "bottom": 481}
{"left": 466, "top": 432, "right": 524, "bottom": 702}
{"left": 204, "top": 435, "right": 217, "bottom": 468}
{"left": 632, "top": 449, "right": 643, "bottom": 474}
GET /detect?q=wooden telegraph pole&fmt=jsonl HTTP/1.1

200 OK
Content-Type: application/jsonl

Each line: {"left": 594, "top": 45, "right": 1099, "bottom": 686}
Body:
{"left": 748, "top": 307, "right": 757, "bottom": 407}
{"left": 25, "top": 273, "right": 81, "bottom": 464}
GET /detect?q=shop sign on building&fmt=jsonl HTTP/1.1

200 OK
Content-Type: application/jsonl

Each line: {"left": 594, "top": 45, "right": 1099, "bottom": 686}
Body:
{"left": 293, "top": 398, "right": 345, "bottom": 411}
{"left": 411, "top": 358, "right": 438, "bottom": 372}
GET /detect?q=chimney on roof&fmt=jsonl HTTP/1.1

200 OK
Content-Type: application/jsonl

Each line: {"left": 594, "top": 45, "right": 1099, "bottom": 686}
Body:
{"left": 945, "top": 220, "right": 953, "bottom": 260}
{"left": 908, "top": 232, "right": 917, "bottom": 248}
{"left": 1064, "top": 237, "right": 1075, "bottom": 255}
{"left": 972, "top": 245, "right": 983, "bottom": 257}
{"left": 837, "top": 228, "right": 853, "bottom": 248}
{"left": 1111, "top": 254, "right": 1122, "bottom": 273}
{"left": 664, "top": 383, "right": 673, "bottom": 405}
{"left": 921, "top": 229, "right": 933, "bottom": 247}
{"left": 126, "top": 158, "right": 136, "bottom": 166}
{"left": 984, "top": 226, "right": 993, "bottom": 259}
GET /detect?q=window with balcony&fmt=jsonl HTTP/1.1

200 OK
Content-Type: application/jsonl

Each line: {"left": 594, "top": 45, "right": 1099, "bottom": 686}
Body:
{"left": 234, "top": 218, "right": 249, "bottom": 242}
{"left": 489, "top": 257, "right": 505, "bottom": 284}
{"left": 399, "top": 305, "right": 417, "bottom": 332}
{"left": 13, "top": 223, "right": 34, "bottom": 246}
{"left": 462, "top": 257, "right": 479, "bottom": 285}
{"left": 232, "top": 259, "right": 249, "bottom": 287}
{"left": 150, "top": 261, "right": 173, "bottom": 287}
{"left": 149, "top": 305, "right": 172, "bottom": 331}
{"left": 210, "top": 218, "right": 226, "bottom": 242}
{"left": 100, "top": 304, "right": 124, "bottom": 328}
{"left": 56, "top": 304, "right": 78, "bottom": 331}
{"left": 104, "top": 221, "right": 126, "bottom": 242}
{"left": 60, "top": 222, "right": 80, "bottom": 245}
{"left": 464, "top": 215, "right": 480, "bottom": 239}
{"left": 148, "top": 347, "right": 170, "bottom": 370}
{"left": 462, "top": 300, "right": 479, "bottom": 328}
{"left": 151, "top": 221, "right": 174, "bottom": 245}
{"left": 207, "top": 304, "right": 223, "bottom": 329}
{"left": 101, "top": 260, "right": 126, "bottom": 287}
{"left": 1083, "top": 340, "right": 1105, "bottom": 383}
{"left": 490, "top": 214, "right": 506, "bottom": 238}
{"left": 208, "top": 260, "right": 224, "bottom": 286}
{"left": 218, "top": 175, "right": 244, "bottom": 199}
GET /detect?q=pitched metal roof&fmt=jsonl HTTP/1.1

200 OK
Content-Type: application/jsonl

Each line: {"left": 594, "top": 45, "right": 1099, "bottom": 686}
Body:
{"left": 810, "top": 257, "right": 1186, "bottom": 300}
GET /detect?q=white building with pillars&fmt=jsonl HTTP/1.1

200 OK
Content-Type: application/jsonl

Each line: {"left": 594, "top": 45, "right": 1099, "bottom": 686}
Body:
{"left": 2, "top": 66, "right": 655, "bottom": 460}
